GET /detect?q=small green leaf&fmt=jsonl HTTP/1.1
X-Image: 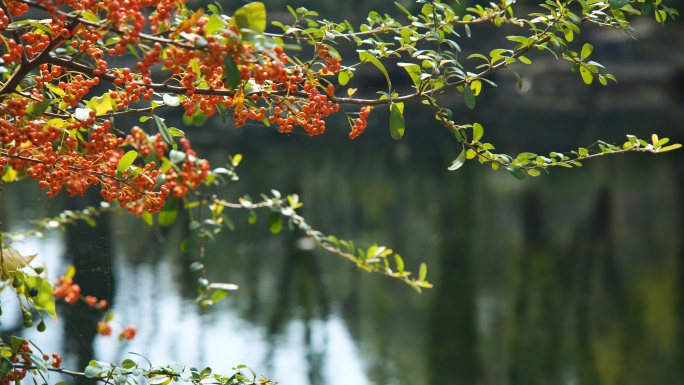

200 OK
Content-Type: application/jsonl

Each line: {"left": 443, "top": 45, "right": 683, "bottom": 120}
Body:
{"left": 581, "top": 43, "right": 593, "bottom": 60}
{"left": 361, "top": 52, "right": 391, "bottom": 94}
{"left": 448, "top": 149, "right": 467, "bottom": 171}
{"left": 153, "top": 115, "right": 174, "bottom": 145}
{"left": 159, "top": 197, "right": 178, "bottom": 226}
{"left": 181, "top": 233, "right": 200, "bottom": 252}
{"left": 527, "top": 169, "right": 541, "bottom": 177}
{"left": 658, "top": 143, "right": 682, "bottom": 152}
{"left": 84, "top": 365, "right": 102, "bottom": 378}
{"left": 389, "top": 103, "right": 405, "bottom": 140}
{"left": 419, "top": 262, "right": 427, "bottom": 282}
{"left": 642, "top": 0, "right": 653, "bottom": 15}
{"left": 117, "top": 151, "right": 137, "bottom": 173}
{"left": 231, "top": 2, "right": 266, "bottom": 34}
{"left": 395, "top": 254, "right": 404, "bottom": 272}
{"left": 507, "top": 166, "right": 526, "bottom": 180}
{"left": 211, "top": 289, "right": 228, "bottom": 303}
{"left": 472, "top": 123, "right": 484, "bottom": 142}
{"left": 508, "top": 68, "right": 523, "bottom": 89}
{"left": 464, "top": 86, "right": 475, "bottom": 109}
{"left": 609, "top": 0, "right": 630, "bottom": 10}
{"left": 338, "top": 71, "right": 352, "bottom": 85}
{"left": 64, "top": 265, "right": 76, "bottom": 280}
{"left": 122, "top": 359, "right": 136, "bottom": 369}
{"left": 580, "top": 66, "right": 593, "bottom": 84}
{"left": 222, "top": 54, "right": 242, "bottom": 90}
{"left": 268, "top": 212, "right": 282, "bottom": 234}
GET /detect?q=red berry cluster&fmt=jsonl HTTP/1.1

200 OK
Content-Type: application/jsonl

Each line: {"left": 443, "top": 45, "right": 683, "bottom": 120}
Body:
{"left": 97, "top": 321, "right": 112, "bottom": 336}
{"left": 53, "top": 276, "right": 81, "bottom": 304}
{"left": 57, "top": 74, "right": 100, "bottom": 107}
{"left": 120, "top": 326, "right": 137, "bottom": 340}
{"left": 42, "top": 353, "right": 63, "bottom": 368}
{"left": 0, "top": 341, "right": 61, "bottom": 385}
{"left": 0, "top": 8, "right": 9, "bottom": 30}
{"left": 85, "top": 295, "right": 108, "bottom": 309}
{"left": 1, "top": 39, "right": 23, "bottom": 64}
{"left": 349, "top": 107, "right": 372, "bottom": 139}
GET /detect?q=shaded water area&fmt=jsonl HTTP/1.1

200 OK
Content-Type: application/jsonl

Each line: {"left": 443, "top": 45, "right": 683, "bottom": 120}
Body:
{"left": 1, "top": 5, "right": 684, "bottom": 385}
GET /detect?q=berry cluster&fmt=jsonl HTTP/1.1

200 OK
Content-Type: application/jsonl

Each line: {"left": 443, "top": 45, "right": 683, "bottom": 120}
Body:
{"left": 349, "top": 107, "right": 372, "bottom": 139}
{"left": 0, "top": 340, "right": 62, "bottom": 385}
{"left": 97, "top": 321, "right": 112, "bottom": 336}
{"left": 120, "top": 326, "right": 137, "bottom": 340}
{"left": 53, "top": 276, "right": 81, "bottom": 304}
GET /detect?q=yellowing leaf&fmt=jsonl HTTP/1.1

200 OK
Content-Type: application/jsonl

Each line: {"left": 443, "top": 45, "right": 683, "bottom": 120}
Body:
{"left": 86, "top": 93, "right": 113, "bottom": 116}
{"left": 231, "top": 2, "right": 266, "bottom": 35}
{"left": 2, "top": 166, "right": 17, "bottom": 182}
{"left": 347, "top": 88, "right": 357, "bottom": 97}
{"left": 471, "top": 80, "right": 482, "bottom": 96}
{"left": 1, "top": 249, "right": 37, "bottom": 272}
{"left": 46, "top": 83, "right": 65, "bottom": 97}
{"left": 172, "top": 9, "right": 204, "bottom": 37}
{"left": 234, "top": 87, "right": 245, "bottom": 114}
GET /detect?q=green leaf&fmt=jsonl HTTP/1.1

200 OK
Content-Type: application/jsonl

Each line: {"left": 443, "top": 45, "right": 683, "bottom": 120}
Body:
{"left": 181, "top": 233, "right": 200, "bottom": 252}
{"left": 361, "top": 52, "right": 391, "bottom": 94}
{"left": 609, "top": 0, "right": 630, "bottom": 10}
{"left": 419, "top": 262, "right": 427, "bottom": 282}
{"left": 389, "top": 103, "right": 405, "bottom": 140}
{"left": 232, "top": 2, "right": 266, "bottom": 34}
{"left": 11, "top": 336, "right": 25, "bottom": 354}
{"left": 204, "top": 14, "right": 225, "bottom": 35}
{"left": 153, "top": 115, "right": 174, "bottom": 145}
{"left": 222, "top": 54, "right": 242, "bottom": 90}
{"left": 642, "top": 0, "right": 653, "bottom": 15}
{"left": 65, "top": 265, "right": 76, "bottom": 280}
{"left": 508, "top": 68, "right": 523, "bottom": 89}
{"left": 527, "top": 169, "right": 541, "bottom": 177}
{"left": 117, "top": 151, "right": 137, "bottom": 173}
{"left": 84, "top": 365, "right": 102, "bottom": 378}
{"left": 210, "top": 289, "right": 228, "bottom": 303}
{"left": 122, "top": 359, "right": 136, "bottom": 369}
{"left": 448, "top": 148, "right": 467, "bottom": 171}
{"left": 338, "top": 71, "right": 352, "bottom": 85}
{"left": 464, "top": 86, "right": 475, "bottom": 109}
{"left": 507, "top": 166, "right": 526, "bottom": 180}
{"left": 472, "top": 123, "right": 483, "bottom": 142}
{"left": 394, "top": 254, "right": 404, "bottom": 272}
{"left": 26, "top": 99, "right": 54, "bottom": 117}
{"left": 397, "top": 63, "right": 421, "bottom": 88}
{"left": 159, "top": 197, "right": 178, "bottom": 226}
{"left": 581, "top": 43, "right": 593, "bottom": 60}
{"left": 24, "top": 276, "right": 57, "bottom": 320}
{"left": 580, "top": 66, "right": 593, "bottom": 84}
{"left": 658, "top": 143, "right": 682, "bottom": 152}
{"left": 268, "top": 212, "right": 282, "bottom": 234}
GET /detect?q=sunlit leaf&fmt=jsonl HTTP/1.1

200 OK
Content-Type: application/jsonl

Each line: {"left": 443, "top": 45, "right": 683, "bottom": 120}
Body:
{"left": 231, "top": 2, "right": 266, "bottom": 34}
{"left": 117, "top": 150, "right": 137, "bottom": 173}
{"left": 389, "top": 103, "right": 405, "bottom": 140}
{"left": 448, "top": 149, "right": 467, "bottom": 171}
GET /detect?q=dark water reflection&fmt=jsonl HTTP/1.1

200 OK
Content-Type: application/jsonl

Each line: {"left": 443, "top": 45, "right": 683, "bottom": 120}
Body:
{"left": 1, "top": 46, "right": 684, "bottom": 385}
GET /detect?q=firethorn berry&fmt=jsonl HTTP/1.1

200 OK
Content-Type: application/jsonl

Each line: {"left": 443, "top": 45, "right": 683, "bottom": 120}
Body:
{"left": 120, "top": 326, "right": 137, "bottom": 340}
{"left": 97, "top": 321, "right": 112, "bottom": 336}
